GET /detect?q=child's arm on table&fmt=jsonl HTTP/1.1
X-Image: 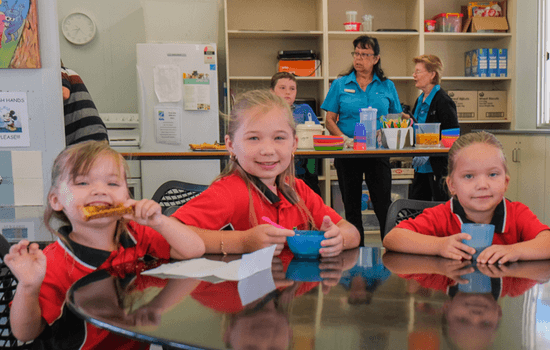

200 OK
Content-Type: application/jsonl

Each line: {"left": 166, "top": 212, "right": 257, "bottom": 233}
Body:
{"left": 4, "top": 240, "right": 47, "bottom": 342}
{"left": 186, "top": 225, "right": 295, "bottom": 256}
{"left": 383, "top": 227, "right": 475, "bottom": 260}
{"left": 319, "top": 216, "right": 360, "bottom": 257}
{"left": 477, "top": 230, "right": 550, "bottom": 264}
{"left": 123, "top": 199, "right": 205, "bottom": 259}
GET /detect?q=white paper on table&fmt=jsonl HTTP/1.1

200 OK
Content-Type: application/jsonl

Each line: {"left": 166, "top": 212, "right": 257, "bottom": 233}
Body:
{"left": 238, "top": 268, "right": 276, "bottom": 306}
{"left": 153, "top": 65, "right": 183, "bottom": 103}
{"left": 142, "top": 245, "right": 276, "bottom": 281}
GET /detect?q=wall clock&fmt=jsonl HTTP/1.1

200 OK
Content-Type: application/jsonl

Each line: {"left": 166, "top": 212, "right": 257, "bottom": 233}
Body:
{"left": 61, "top": 12, "right": 97, "bottom": 45}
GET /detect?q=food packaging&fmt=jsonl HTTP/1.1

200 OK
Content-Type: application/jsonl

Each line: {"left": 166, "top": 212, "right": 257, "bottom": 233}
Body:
{"left": 424, "top": 20, "right": 436, "bottom": 32}
{"left": 433, "top": 13, "right": 463, "bottom": 32}
{"left": 344, "top": 22, "right": 361, "bottom": 31}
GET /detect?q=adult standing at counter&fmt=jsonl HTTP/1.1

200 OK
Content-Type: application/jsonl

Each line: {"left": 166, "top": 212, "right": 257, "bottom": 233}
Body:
{"left": 270, "top": 72, "right": 322, "bottom": 196}
{"left": 405, "top": 55, "right": 459, "bottom": 201}
{"left": 321, "top": 35, "right": 402, "bottom": 244}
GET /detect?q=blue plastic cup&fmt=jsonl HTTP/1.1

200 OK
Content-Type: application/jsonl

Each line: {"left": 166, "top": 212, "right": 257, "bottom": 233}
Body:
{"left": 458, "top": 268, "right": 492, "bottom": 293}
{"left": 461, "top": 223, "right": 495, "bottom": 261}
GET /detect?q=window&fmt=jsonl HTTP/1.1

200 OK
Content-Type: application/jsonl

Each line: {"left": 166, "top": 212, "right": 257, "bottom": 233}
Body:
{"left": 538, "top": 0, "right": 550, "bottom": 127}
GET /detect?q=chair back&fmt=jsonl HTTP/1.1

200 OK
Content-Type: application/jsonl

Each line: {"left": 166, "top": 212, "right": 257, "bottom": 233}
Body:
{"left": 151, "top": 181, "right": 208, "bottom": 214}
{"left": 383, "top": 199, "right": 445, "bottom": 238}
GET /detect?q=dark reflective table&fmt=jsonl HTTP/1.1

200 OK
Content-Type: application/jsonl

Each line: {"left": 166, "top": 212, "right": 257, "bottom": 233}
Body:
{"left": 66, "top": 248, "right": 550, "bottom": 349}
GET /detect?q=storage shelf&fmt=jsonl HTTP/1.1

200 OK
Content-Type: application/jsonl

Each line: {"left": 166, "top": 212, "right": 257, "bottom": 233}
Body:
{"left": 328, "top": 31, "right": 419, "bottom": 40}
{"left": 230, "top": 76, "right": 324, "bottom": 81}
{"left": 329, "top": 76, "right": 415, "bottom": 81}
{"left": 441, "top": 76, "right": 511, "bottom": 81}
{"left": 227, "top": 30, "right": 323, "bottom": 39}
{"left": 424, "top": 32, "right": 512, "bottom": 41}
{"left": 459, "top": 120, "right": 511, "bottom": 123}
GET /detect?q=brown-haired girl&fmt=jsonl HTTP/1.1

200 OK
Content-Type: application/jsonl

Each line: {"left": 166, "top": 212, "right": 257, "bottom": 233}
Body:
{"left": 173, "top": 89, "right": 360, "bottom": 257}
{"left": 4, "top": 140, "right": 205, "bottom": 347}
{"left": 383, "top": 131, "right": 550, "bottom": 264}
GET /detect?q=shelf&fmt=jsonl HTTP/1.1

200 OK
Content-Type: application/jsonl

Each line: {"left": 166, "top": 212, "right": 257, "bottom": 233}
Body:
{"left": 329, "top": 76, "right": 414, "bottom": 81}
{"left": 230, "top": 76, "right": 324, "bottom": 81}
{"left": 424, "top": 32, "right": 512, "bottom": 41}
{"left": 459, "top": 120, "right": 511, "bottom": 123}
{"left": 227, "top": 30, "right": 323, "bottom": 39}
{"left": 328, "top": 31, "right": 419, "bottom": 40}
{"left": 441, "top": 76, "right": 511, "bottom": 81}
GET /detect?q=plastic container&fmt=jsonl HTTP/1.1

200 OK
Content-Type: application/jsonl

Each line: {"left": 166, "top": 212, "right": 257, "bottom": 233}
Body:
{"left": 346, "top": 11, "right": 357, "bottom": 23}
{"left": 287, "top": 230, "right": 325, "bottom": 259}
{"left": 381, "top": 127, "right": 414, "bottom": 149}
{"left": 296, "top": 121, "right": 324, "bottom": 149}
{"left": 353, "top": 122, "right": 366, "bottom": 150}
{"left": 424, "top": 19, "right": 436, "bottom": 32}
{"left": 414, "top": 123, "right": 440, "bottom": 147}
{"left": 359, "top": 107, "right": 377, "bottom": 149}
{"left": 362, "top": 14, "right": 373, "bottom": 32}
{"left": 461, "top": 223, "right": 495, "bottom": 261}
{"left": 433, "top": 13, "right": 463, "bottom": 33}
{"left": 345, "top": 11, "right": 360, "bottom": 31}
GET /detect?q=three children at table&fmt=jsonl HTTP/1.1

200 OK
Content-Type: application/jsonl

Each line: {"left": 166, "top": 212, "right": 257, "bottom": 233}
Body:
{"left": 383, "top": 131, "right": 550, "bottom": 264}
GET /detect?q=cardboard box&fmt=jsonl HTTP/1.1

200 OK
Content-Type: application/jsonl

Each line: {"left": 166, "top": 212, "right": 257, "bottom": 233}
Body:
{"left": 448, "top": 90, "right": 477, "bottom": 120}
{"left": 471, "top": 49, "right": 488, "bottom": 77}
{"left": 488, "top": 48, "right": 499, "bottom": 77}
{"left": 461, "top": 1, "right": 509, "bottom": 33}
{"left": 497, "top": 48, "right": 508, "bottom": 77}
{"left": 478, "top": 91, "right": 506, "bottom": 120}
{"left": 464, "top": 50, "right": 472, "bottom": 77}
{"left": 277, "top": 60, "right": 321, "bottom": 77}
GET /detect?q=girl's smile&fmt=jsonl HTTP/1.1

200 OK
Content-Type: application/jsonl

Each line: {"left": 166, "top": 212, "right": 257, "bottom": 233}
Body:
{"left": 226, "top": 105, "right": 297, "bottom": 187}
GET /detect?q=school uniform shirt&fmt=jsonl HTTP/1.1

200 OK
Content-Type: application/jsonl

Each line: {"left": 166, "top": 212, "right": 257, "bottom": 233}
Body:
{"left": 173, "top": 173, "right": 342, "bottom": 233}
{"left": 34, "top": 222, "right": 171, "bottom": 350}
{"left": 396, "top": 198, "right": 550, "bottom": 245}
{"left": 321, "top": 71, "right": 402, "bottom": 138}
{"left": 398, "top": 273, "right": 537, "bottom": 299}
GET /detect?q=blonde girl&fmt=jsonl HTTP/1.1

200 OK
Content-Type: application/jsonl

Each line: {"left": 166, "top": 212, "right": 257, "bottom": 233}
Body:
{"left": 5, "top": 140, "right": 204, "bottom": 347}
{"left": 173, "top": 89, "right": 360, "bottom": 257}
{"left": 383, "top": 131, "right": 550, "bottom": 264}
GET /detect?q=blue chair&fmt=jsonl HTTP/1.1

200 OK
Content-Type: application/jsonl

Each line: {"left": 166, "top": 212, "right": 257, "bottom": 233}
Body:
{"left": 383, "top": 199, "right": 445, "bottom": 239}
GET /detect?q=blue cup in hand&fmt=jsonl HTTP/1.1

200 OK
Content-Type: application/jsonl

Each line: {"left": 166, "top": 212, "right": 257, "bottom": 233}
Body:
{"left": 461, "top": 223, "right": 495, "bottom": 261}
{"left": 458, "top": 267, "right": 492, "bottom": 293}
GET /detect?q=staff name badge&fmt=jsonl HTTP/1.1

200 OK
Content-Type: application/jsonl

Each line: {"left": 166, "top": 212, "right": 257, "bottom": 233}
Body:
{"left": 344, "top": 89, "right": 355, "bottom": 93}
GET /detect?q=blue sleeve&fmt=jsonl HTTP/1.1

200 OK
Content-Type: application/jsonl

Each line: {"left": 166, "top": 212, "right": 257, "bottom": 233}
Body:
{"left": 296, "top": 104, "right": 320, "bottom": 124}
{"left": 321, "top": 79, "right": 341, "bottom": 114}
{"left": 387, "top": 80, "right": 403, "bottom": 114}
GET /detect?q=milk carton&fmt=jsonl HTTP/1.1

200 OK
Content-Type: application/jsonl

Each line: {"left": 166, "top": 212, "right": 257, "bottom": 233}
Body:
{"left": 497, "top": 49, "right": 507, "bottom": 77}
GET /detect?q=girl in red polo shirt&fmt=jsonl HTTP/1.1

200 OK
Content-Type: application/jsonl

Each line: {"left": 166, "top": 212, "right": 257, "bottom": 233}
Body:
{"left": 4, "top": 140, "right": 205, "bottom": 348}
{"left": 383, "top": 131, "right": 550, "bottom": 264}
{"left": 173, "top": 90, "right": 361, "bottom": 257}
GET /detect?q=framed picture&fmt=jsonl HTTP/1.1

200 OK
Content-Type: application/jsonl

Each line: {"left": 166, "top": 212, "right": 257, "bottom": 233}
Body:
{"left": 0, "top": 0, "right": 41, "bottom": 69}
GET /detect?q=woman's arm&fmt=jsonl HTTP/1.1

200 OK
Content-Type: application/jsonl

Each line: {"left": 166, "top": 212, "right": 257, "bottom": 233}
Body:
{"left": 325, "top": 111, "right": 343, "bottom": 136}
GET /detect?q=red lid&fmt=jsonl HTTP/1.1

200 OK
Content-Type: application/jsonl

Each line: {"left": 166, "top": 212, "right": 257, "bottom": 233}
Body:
{"left": 432, "top": 13, "right": 464, "bottom": 20}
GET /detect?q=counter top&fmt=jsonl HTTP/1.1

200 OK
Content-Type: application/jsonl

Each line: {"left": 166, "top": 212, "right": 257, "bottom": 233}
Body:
{"left": 121, "top": 147, "right": 449, "bottom": 160}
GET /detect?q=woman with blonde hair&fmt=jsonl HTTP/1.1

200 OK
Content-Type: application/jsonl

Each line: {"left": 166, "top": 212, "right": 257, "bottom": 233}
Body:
{"left": 405, "top": 54, "right": 460, "bottom": 201}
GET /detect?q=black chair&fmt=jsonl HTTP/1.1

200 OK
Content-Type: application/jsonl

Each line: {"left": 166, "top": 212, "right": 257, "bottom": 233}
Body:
{"left": 0, "top": 235, "right": 34, "bottom": 349}
{"left": 383, "top": 199, "right": 445, "bottom": 239}
{"left": 151, "top": 181, "right": 208, "bottom": 215}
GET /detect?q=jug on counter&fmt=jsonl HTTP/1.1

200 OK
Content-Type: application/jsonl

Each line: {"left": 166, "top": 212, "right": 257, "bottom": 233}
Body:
{"left": 296, "top": 121, "right": 324, "bottom": 149}
{"left": 359, "top": 107, "right": 377, "bottom": 149}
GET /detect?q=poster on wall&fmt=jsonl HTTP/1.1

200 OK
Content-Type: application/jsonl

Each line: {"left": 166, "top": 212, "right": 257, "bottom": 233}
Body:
{"left": 0, "top": 92, "right": 30, "bottom": 147}
{"left": 0, "top": 0, "right": 41, "bottom": 69}
{"left": 183, "top": 71, "right": 211, "bottom": 111}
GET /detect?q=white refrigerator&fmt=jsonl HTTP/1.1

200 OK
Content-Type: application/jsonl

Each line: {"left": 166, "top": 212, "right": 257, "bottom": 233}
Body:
{"left": 136, "top": 43, "right": 221, "bottom": 199}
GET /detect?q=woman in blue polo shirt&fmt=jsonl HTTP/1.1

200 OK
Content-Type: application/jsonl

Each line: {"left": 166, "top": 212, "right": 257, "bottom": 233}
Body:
{"left": 321, "top": 35, "right": 402, "bottom": 244}
{"left": 406, "top": 55, "right": 459, "bottom": 201}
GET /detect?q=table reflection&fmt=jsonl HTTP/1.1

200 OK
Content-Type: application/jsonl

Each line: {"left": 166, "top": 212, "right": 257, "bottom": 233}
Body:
{"left": 66, "top": 248, "right": 550, "bottom": 349}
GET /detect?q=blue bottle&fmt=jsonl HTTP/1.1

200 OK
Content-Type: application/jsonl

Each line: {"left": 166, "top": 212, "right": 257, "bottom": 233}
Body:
{"left": 359, "top": 107, "right": 377, "bottom": 149}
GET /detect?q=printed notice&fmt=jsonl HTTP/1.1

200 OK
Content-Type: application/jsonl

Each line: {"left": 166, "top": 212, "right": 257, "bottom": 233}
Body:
{"left": 154, "top": 106, "right": 181, "bottom": 145}
{"left": 183, "top": 71, "right": 211, "bottom": 110}
{"left": 0, "top": 92, "right": 30, "bottom": 147}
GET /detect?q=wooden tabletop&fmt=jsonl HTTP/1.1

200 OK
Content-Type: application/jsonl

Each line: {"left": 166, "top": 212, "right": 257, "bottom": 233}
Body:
{"left": 121, "top": 147, "right": 449, "bottom": 160}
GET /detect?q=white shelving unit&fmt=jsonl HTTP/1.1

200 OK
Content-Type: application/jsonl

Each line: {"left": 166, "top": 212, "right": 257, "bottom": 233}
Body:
{"left": 223, "top": 0, "right": 516, "bottom": 205}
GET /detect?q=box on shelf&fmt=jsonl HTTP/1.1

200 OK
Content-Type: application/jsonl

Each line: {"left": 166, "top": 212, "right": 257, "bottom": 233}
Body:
{"left": 464, "top": 50, "right": 472, "bottom": 77}
{"left": 488, "top": 48, "right": 498, "bottom": 77}
{"left": 461, "top": 1, "right": 509, "bottom": 33}
{"left": 497, "top": 48, "right": 508, "bottom": 77}
{"left": 478, "top": 91, "right": 506, "bottom": 120}
{"left": 391, "top": 168, "right": 414, "bottom": 179}
{"left": 277, "top": 60, "right": 321, "bottom": 77}
{"left": 433, "top": 13, "right": 463, "bottom": 33}
{"left": 448, "top": 91, "right": 477, "bottom": 120}
{"left": 471, "top": 49, "right": 488, "bottom": 77}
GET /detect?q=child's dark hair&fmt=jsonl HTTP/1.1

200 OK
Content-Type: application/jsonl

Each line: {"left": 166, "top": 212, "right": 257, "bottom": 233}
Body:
{"left": 44, "top": 140, "right": 131, "bottom": 248}
{"left": 447, "top": 131, "right": 509, "bottom": 178}
{"left": 217, "top": 89, "right": 317, "bottom": 229}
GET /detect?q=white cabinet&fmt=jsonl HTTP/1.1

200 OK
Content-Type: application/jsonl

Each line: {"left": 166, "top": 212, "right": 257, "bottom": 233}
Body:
{"left": 497, "top": 134, "right": 546, "bottom": 220}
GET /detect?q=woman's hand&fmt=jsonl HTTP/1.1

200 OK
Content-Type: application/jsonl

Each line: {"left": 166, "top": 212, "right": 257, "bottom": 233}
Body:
{"left": 4, "top": 240, "right": 46, "bottom": 289}
{"left": 319, "top": 216, "right": 344, "bottom": 257}
{"left": 244, "top": 225, "right": 294, "bottom": 256}
{"left": 437, "top": 234, "right": 476, "bottom": 260}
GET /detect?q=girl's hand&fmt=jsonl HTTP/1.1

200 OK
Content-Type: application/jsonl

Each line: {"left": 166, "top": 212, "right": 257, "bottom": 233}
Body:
{"left": 319, "top": 216, "right": 344, "bottom": 257}
{"left": 4, "top": 240, "right": 46, "bottom": 289}
{"left": 437, "top": 233, "right": 476, "bottom": 260}
{"left": 123, "top": 199, "right": 163, "bottom": 227}
{"left": 476, "top": 244, "right": 522, "bottom": 264}
{"left": 245, "top": 224, "right": 294, "bottom": 256}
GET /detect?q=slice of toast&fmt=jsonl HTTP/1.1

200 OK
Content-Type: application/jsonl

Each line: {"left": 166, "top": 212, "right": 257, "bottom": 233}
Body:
{"left": 81, "top": 204, "right": 133, "bottom": 221}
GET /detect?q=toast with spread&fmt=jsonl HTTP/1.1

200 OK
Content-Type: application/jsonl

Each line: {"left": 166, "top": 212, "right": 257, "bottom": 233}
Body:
{"left": 81, "top": 204, "right": 133, "bottom": 221}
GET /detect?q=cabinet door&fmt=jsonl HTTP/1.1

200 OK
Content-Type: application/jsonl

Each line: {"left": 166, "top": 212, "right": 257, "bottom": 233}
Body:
{"left": 546, "top": 137, "right": 550, "bottom": 225}
{"left": 517, "top": 135, "right": 546, "bottom": 219}
{"left": 497, "top": 134, "right": 519, "bottom": 201}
